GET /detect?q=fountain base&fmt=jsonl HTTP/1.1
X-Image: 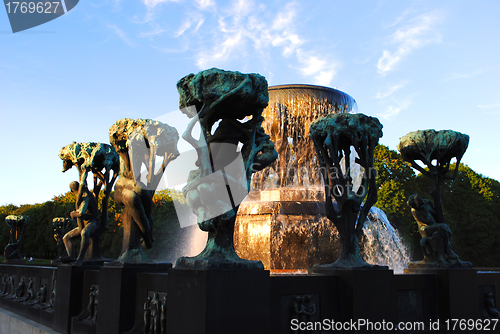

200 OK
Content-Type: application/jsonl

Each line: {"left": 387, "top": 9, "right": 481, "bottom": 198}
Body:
{"left": 235, "top": 189, "right": 339, "bottom": 270}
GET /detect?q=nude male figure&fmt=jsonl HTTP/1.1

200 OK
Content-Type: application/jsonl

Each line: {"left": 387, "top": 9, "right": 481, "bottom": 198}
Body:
{"left": 63, "top": 181, "right": 99, "bottom": 266}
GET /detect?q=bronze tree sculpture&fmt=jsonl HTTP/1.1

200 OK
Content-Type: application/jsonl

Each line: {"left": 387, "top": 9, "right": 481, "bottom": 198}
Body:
{"left": 398, "top": 129, "right": 472, "bottom": 268}
{"left": 51, "top": 217, "right": 76, "bottom": 263}
{"left": 175, "top": 68, "right": 278, "bottom": 269}
{"left": 59, "top": 142, "right": 119, "bottom": 265}
{"left": 3, "top": 215, "right": 29, "bottom": 263}
{"left": 109, "top": 118, "right": 179, "bottom": 264}
{"left": 309, "top": 113, "right": 384, "bottom": 269}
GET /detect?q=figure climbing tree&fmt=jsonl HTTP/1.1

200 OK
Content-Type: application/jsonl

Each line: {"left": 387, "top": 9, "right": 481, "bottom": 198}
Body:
{"left": 59, "top": 142, "right": 120, "bottom": 263}
{"left": 309, "top": 113, "right": 384, "bottom": 269}
{"left": 175, "top": 68, "right": 278, "bottom": 269}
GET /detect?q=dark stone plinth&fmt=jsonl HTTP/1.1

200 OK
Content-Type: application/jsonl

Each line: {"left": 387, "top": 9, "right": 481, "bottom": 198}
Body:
{"left": 269, "top": 274, "right": 339, "bottom": 334}
{"left": 123, "top": 272, "right": 168, "bottom": 334}
{"left": 310, "top": 269, "right": 396, "bottom": 324}
{"left": 54, "top": 265, "right": 98, "bottom": 333}
{"left": 96, "top": 263, "right": 171, "bottom": 334}
{"left": 405, "top": 268, "right": 479, "bottom": 320}
{"left": 175, "top": 256, "right": 264, "bottom": 270}
{"left": 167, "top": 269, "right": 270, "bottom": 334}
{"left": 71, "top": 269, "right": 99, "bottom": 334}
{"left": 394, "top": 273, "right": 438, "bottom": 324}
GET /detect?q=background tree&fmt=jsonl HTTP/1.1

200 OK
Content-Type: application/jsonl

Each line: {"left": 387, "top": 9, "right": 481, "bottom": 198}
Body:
{"left": 415, "top": 163, "right": 500, "bottom": 267}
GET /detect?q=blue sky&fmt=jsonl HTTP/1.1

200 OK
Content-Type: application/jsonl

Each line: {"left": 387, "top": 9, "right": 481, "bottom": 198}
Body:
{"left": 1, "top": 0, "right": 500, "bottom": 206}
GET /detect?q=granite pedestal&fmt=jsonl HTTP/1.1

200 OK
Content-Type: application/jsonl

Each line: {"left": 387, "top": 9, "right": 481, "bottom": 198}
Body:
{"left": 167, "top": 269, "right": 270, "bottom": 334}
{"left": 96, "top": 263, "right": 171, "bottom": 334}
{"left": 405, "top": 268, "right": 479, "bottom": 320}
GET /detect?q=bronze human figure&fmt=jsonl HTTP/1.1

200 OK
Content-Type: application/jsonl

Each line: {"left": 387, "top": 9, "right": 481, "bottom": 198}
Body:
{"left": 63, "top": 181, "right": 99, "bottom": 267}
{"left": 109, "top": 118, "right": 179, "bottom": 264}
{"left": 59, "top": 142, "right": 119, "bottom": 264}
{"left": 408, "top": 194, "right": 461, "bottom": 266}
{"left": 398, "top": 130, "right": 472, "bottom": 268}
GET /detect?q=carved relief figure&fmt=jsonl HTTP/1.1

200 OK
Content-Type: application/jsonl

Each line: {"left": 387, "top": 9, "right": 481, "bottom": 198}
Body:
{"left": 86, "top": 286, "right": 98, "bottom": 321}
{"left": 14, "top": 277, "right": 25, "bottom": 299}
{"left": 161, "top": 295, "right": 167, "bottom": 334}
{"left": 144, "top": 296, "right": 152, "bottom": 334}
{"left": 36, "top": 283, "right": 47, "bottom": 305}
{"left": 24, "top": 277, "right": 35, "bottom": 303}
{"left": 150, "top": 292, "right": 160, "bottom": 333}
{"left": 1, "top": 275, "right": 7, "bottom": 294}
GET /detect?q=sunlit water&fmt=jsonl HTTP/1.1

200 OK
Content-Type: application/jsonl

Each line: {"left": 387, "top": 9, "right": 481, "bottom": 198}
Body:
{"left": 362, "top": 207, "right": 410, "bottom": 274}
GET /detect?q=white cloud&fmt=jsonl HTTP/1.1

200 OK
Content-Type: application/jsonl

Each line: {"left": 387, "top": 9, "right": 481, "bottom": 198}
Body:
{"left": 375, "top": 81, "right": 407, "bottom": 99}
{"left": 189, "top": 1, "right": 338, "bottom": 85}
{"left": 107, "top": 24, "right": 135, "bottom": 47}
{"left": 134, "top": 0, "right": 339, "bottom": 85}
{"left": 133, "top": 0, "right": 182, "bottom": 23}
{"left": 444, "top": 72, "right": 473, "bottom": 81}
{"left": 315, "top": 71, "right": 334, "bottom": 86}
{"left": 194, "top": 0, "right": 215, "bottom": 11}
{"left": 299, "top": 54, "right": 326, "bottom": 76}
{"left": 138, "top": 24, "right": 166, "bottom": 38}
{"left": 377, "top": 96, "right": 412, "bottom": 120}
{"left": 377, "top": 11, "right": 442, "bottom": 74}
{"left": 196, "top": 31, "right": 245, "bottom": 68}
{"left": 378, "top": 105, "right": 402, "bottom": 119}
{"left": 142, "top": 0, "right": 180, "bottom": 9}
{"left": 174, "top": 13, "right": 204, "bottom": 37}
{"left": 478, "top": 103, "right": 500, "bottom": 109}
{"left": 443, "top": 66, "right": 496, "bottom": 82}
{"left": 296, "top": 50, "right": 338, "bottom": 86}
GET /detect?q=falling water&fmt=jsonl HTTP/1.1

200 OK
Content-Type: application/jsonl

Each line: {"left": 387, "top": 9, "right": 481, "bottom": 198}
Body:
{"left": 252, "top": 85, "right": 358, "bottom": 190}
{"left": 362, "top": 207, "right": 410, "bottom": 274}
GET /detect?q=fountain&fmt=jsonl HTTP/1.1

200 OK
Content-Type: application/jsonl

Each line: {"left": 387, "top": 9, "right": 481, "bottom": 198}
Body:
{"left": 234, "top": 85, "right": 409, "bottom": 272}
{"left": 1, "top": 70, "right": 499, "bottom": 334}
